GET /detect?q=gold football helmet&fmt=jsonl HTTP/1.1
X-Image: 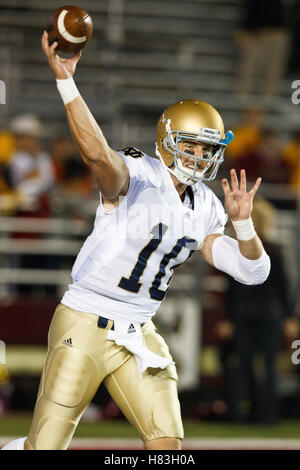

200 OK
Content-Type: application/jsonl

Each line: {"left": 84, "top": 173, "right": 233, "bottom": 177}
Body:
{"left": 156, "top": 99, "right": 234, "bottom": 185}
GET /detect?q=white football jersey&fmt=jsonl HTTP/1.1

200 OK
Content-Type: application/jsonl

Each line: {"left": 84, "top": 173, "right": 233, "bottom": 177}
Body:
{"left": 61, "top": 148, "right": 227, "bottom": 323}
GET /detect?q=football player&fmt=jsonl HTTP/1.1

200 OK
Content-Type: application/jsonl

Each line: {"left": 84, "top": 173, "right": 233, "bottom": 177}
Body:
{"left": 1, "top": 32, "right": 270, "bottom": 451}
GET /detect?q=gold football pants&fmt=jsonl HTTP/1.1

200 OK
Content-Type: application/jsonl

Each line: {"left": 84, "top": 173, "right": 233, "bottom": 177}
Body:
{"left": 26, "top": 303, "right": 184, "bottom": 449}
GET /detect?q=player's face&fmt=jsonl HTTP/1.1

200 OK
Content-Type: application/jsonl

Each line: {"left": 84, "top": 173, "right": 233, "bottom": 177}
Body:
{"left": 177, "top": 140, "right": 212, "bottom": 171}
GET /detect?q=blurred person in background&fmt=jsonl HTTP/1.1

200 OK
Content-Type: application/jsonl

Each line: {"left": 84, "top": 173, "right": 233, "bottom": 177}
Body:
{"left": 0, "top": 130, "right": 19, "bottom": 215}
{"left": 0, "top": 130, "right": 15, "bottom": 191}
{"left": 50, "top": 134, "right": 93, "bottom": 220}
{"left": 51, "top": 134, "right": 93, "bottom": 197}
{"left": 235, "top": 0, "right": 289, "bottom": 98}
{"left": 288, "top": 0, "right": 300, "bottom": 75}
{"left": 233, "top": 128, "right": 291, "bottom": 186}
{"left": 8, "top": 114, "right": 56, "bottom": 295}
{"left": 226, "top": 109, "right": 264, "bottom": 163}
{"left": 216, "top": 198, "right": 299, "bottom": 424}
{"left": 9, "top": 114, "right": 55, "bottom": 201}
{"left": 283, "top": 130, "right": 300, "bottom": 193}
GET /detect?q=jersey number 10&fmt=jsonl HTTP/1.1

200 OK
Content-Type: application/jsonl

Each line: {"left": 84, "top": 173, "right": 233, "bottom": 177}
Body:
{"left": 118, "top": 223, "right": 196, "bottom": 301}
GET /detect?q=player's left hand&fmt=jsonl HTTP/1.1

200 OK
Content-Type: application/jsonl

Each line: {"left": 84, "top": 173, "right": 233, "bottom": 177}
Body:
{"left": 222, "top": 169, "right": 261, "bottom": 221}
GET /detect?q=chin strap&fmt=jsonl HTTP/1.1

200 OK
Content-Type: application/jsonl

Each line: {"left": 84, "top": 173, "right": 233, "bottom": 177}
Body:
{"left": 172, "top": 166, "right": 197, "bottom": 186}
{"left": 156, "top": 144, "right": 198, "bottom": 185}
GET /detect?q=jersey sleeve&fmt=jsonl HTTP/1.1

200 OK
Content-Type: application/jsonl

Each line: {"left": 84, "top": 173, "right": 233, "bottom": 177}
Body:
{"left": 116, "top": 147, "right": 149, "bottom": 201}
{"left": 118, "top": 147, "right": 146, "bottom": 180}
{"left": 118, "top": 147, "right": 162, "bottom": 194}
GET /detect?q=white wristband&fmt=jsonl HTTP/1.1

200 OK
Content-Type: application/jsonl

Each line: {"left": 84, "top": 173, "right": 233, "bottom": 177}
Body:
{"left": 231, "top": 217, "right": 256, "bottom": 241}
{"left": 56, "top": 77, "right": 79, "bottom": 105}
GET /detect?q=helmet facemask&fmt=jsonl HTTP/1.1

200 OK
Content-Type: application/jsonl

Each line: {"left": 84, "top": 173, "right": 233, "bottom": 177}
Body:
{"left": 157, "top": 118, "right": 233, "bottom": 185}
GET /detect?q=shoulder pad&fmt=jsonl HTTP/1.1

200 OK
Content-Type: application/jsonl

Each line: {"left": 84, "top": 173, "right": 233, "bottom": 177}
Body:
{"left": 120, "top": 147, "right": 145, "bottom": 158}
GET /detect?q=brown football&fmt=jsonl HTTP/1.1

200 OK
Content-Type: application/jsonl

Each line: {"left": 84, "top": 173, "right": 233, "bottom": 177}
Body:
{"left": 45, "top": 5, "right": 93, "bottom": 53}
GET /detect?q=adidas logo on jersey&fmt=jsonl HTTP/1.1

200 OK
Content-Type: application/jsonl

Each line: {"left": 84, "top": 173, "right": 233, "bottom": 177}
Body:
{"left": 127, "top": 324, "right": 136, "bottom": 334}
{"left": 63, "top": 338, "right": 73, "bottom": 347}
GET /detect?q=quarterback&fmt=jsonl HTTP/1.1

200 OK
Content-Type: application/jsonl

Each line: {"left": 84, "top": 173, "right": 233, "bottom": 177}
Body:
{"left": 2, "top": 32, "right": 270, "bottom": 450}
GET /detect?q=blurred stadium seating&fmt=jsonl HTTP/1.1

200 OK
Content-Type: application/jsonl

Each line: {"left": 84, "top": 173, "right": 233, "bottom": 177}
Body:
{"left": 0, "top": 0, "right": 299, "bottom": 145}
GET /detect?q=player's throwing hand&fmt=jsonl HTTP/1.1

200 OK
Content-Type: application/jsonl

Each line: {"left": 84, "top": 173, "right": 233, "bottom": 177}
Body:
{"left": 222, "top": 169, "right": 262, "bottom": 221}
{"left": 41, "top": 30, "right": 82, "bottom": 80}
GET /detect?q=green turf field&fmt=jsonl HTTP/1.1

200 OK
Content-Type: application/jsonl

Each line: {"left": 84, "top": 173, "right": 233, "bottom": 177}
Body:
{"left": 0, "top": 414, "right": 299, "bottom": 439}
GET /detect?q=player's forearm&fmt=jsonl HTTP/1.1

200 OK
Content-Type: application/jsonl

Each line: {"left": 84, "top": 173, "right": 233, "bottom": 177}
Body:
{"left": 56, "top": 77, "right": 129, "bottom": 199}
{"left": 56, "top": 78, "right": 110, "bottom": 162}
{"left": 66, "top": 96, "right": 110, "bottom": 162}
{"left": 237, "top": 234, "right": 263, "bottom": 260}
{"left": 231, "top": 217, "right": 263, "bottom": 260}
